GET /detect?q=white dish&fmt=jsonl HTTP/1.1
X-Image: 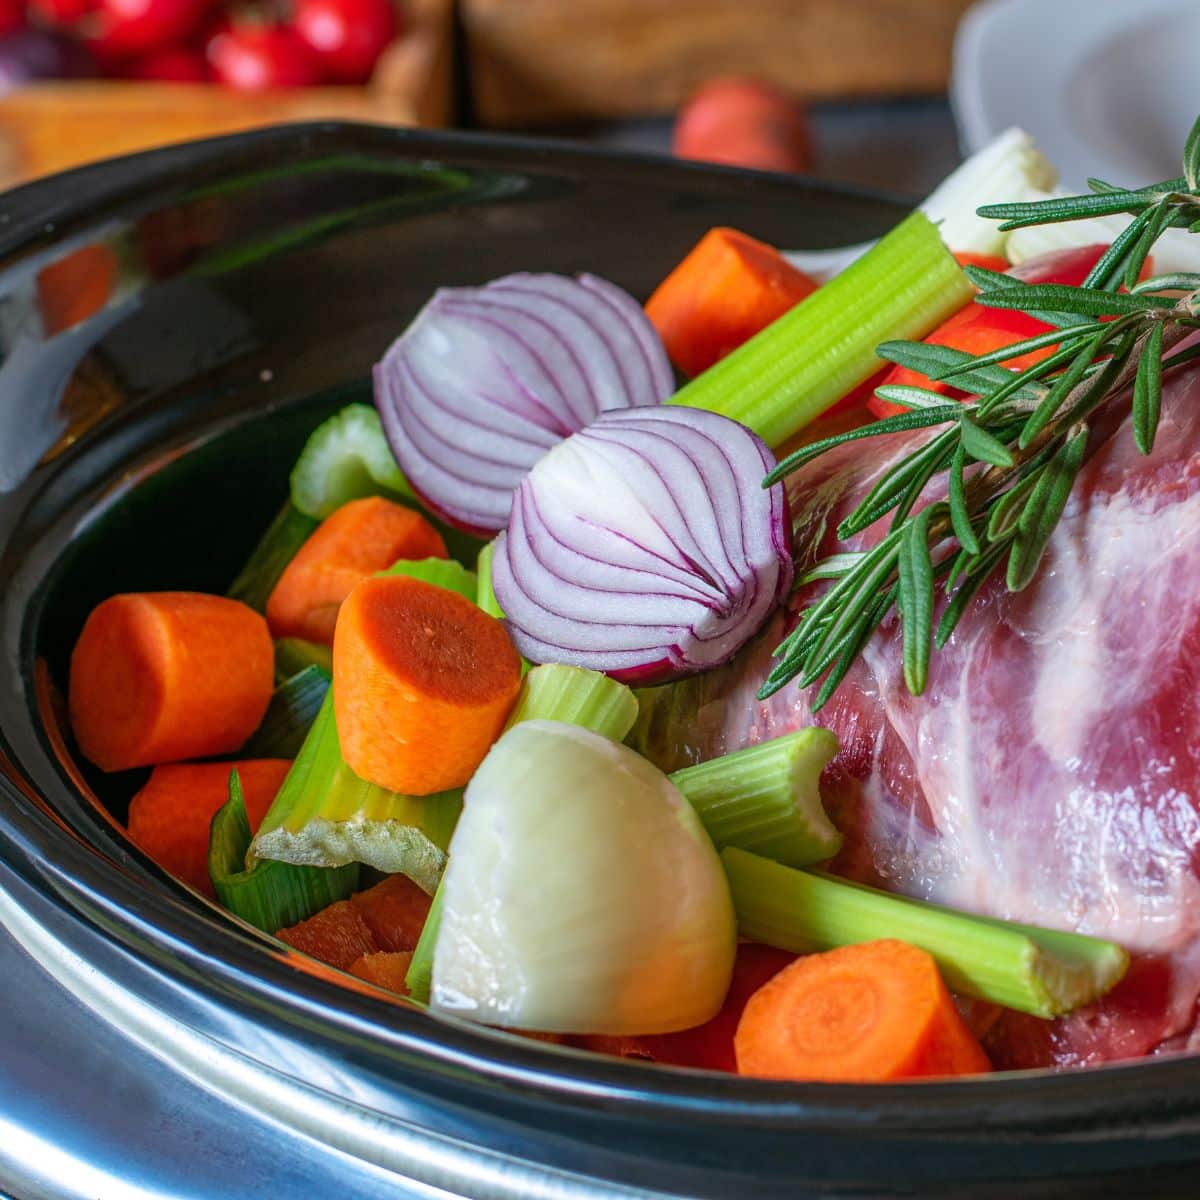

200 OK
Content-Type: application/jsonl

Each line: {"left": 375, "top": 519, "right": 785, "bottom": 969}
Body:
{"left": 952, "top": 0, "right": 1200, "bottom": 190}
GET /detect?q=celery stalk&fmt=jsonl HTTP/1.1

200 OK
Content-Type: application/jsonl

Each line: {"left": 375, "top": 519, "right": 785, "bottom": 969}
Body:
{"left": 475, "top": 540, "right": 504, "bottom": 620}
{"left": 503, "top": 664, "right": 638, "bottom": 742}
{"left": 670, "top": 729, "right": 842, "bottom": 867}
{"left": 210, "top": 771, "right": 359, "bottom": 933}
{"left": 405, "top": 664, "right": 639, "bottom": 1001}
{"left": 669, "top": 212, "right": 974, "bottom": 449}
{"left": 227, "top": 503, "right": 317, "bottom": 613}
{"left": 242, "top": 665, "right": 330, "bottom": 759}
{"left": 721, "top": 848, "right": 1129, "bottom": 1017}
{"left": 274, "top": 638, "right": 333, "bottom": 683}
{"left": 380, "top": 556, "right": 477, "bottom": 600}
{"left": 250, "top": 694, "right": 461, "bottom": 894}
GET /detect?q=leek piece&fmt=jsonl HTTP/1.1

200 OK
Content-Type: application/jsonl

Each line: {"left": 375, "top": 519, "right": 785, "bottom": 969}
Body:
{"left": 669, "top": 212, "right": 974, "bottom": 449}
{"left": 669, "top": 728, "right": 842, "bottom": 868}
{"left": 210, "top": 771, "right": 358, "bottom": 933}
{"left": 250, "top": 693, "right": 461, "bottom": 895}
{"left": 722, "top": 848, "right": 1129, "bottom": 1017}
{"left": 274, "top": 637, "right": 333, "bottom": 683}
{"left": 404, "top": 882, "right": 443, "bottom": 1005}
{"left": 242, "top": 666, "right": 330, "bottom": 759}
{"left": 405, "top": 663, "right": 638, "bottom": 1001}
{"left": 475, "top": 540, "right": 504, "bottom": 620}
{"left": 227, "top": 502, "right": 317, "bottom": 613}
{"left": 503, "top": 664, "right": 638, "bottom": 742}
{"left": 380, "top": 556, "right": 477, "bottom": 600}
{"left": 290, "top": 403, "right": 414, "bottom": 519}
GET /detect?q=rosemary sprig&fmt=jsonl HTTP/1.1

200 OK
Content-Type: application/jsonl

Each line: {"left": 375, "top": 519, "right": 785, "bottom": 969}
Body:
{"left": 761, "top": 114, "right": 1200, "bottom": 708}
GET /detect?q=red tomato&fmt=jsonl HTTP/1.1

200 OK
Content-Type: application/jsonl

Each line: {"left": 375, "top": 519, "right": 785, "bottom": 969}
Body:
{"left": 868, "top": 243, "right": 1115, "bottom": 420}
{"left": 207, "top": 22, "right": 321, "bottom": 89}
{"left": 87, "top": 0, "right": 212, "bottom": 59}
{"left": 291, "top": 0, "right": 396, "bottom": 84}
{"left": 673, "top": 77, "right": 812, "bottom": 175}
{"left": 121, "top": 43, "right": 210, "bottom": 81}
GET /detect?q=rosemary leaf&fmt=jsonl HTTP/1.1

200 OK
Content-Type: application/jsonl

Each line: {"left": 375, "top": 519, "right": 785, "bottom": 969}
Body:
{"left": 1083, "top": 206, "right": 1158, "bottom": 289}
{"left": 1018, "top": 330, "right": 1106, "bottom": 449}
{"left": 839, "top": 430, "right": 956, "bottom": 537}
{"left": 799, "top": 553, "right": 866, "bottom": 585}
{"left": 936, "top": 542, "right": 1008, "bottom": 648}
{"left": 872, "top": 384, "right": 965, "bottom": 410}
{"left": 948, "top": 444, "right": 980, "bottom": 555}
{"left": 876, "top": 341, "right": 1042, "bottom": 400}
{"left": 806, "top": 541, "right": 902, "bottom": 671}
{"left": 986, "top": 467, "right": 1044, "bottom": 541}
{"left": 934, "top": 323, "right": 1105, "bottom": 377}
{"left": 811, "top": 587, "right": 897, "bottom": 712}
{"left": 1184, "top": 114, "right": 1200, "bottom": 192}
{"left": 1132, "top": 273, "right": 1200, "bottom": 294}
{"left": 1007, "top": 429, "right": 1089, "bottom": 591}
{"left": 977, "top": 283, "right": 1174, "bottom": 319}
{"left": 959, "top": 415, "right": 1016, "bottom": 467}
{"left": 979, "top": 191, "right": 1154, "bottom": 229}
{"left": 898, "top": 506, "right": 937, "bottom": 694}
{"left": 1124, "top": 201, "right": 1176, "bottom": 291}
{"left": 1133, "top": 320, "right": 1166, "bottom": 454}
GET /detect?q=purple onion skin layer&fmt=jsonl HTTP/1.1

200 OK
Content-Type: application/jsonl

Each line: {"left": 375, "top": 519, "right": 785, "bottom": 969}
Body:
{"left": 492, "top": 405, "right": 794, "bottom": 687}
{"left": 373, "top": 272, "right": 674, "bottom": 535}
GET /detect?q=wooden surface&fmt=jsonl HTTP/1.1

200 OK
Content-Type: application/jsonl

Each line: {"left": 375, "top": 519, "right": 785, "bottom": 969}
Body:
{"left": 462, "top": 0, "right": 975, "bottom": 127}
{"left": 0, "top": 0, "right": 453, "bottom": 188}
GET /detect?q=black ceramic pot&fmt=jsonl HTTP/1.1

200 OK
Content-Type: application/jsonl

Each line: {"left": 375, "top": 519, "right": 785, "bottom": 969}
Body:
{"left": 1, "top": 124, "right": 1198, "bottom": 1199}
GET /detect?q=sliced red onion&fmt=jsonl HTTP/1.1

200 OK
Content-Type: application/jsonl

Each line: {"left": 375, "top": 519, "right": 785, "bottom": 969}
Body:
{"left": 373, "top": 272, "right": 674, "bottom": 534}
{"left": 492, "top": 406, "right": 793, "bottom": 684}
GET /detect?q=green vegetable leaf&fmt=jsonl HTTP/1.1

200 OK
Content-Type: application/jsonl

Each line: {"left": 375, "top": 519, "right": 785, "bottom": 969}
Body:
{"left": 1133, "top": 320, "right": 1166, "bottom": 455}
{"left": 958, "top": 415, "right": 1015, "bottom": 467}
{"left": 1184, "top": 114, "right": 1200, "bottom": 192}
{"left": 898, "top": 506, "right": 936, "bottom": 694}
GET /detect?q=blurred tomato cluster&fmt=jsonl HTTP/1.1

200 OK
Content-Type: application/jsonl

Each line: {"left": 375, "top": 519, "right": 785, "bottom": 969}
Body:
{"left": 0, "top": 0, "right": 401, "bottom": 91}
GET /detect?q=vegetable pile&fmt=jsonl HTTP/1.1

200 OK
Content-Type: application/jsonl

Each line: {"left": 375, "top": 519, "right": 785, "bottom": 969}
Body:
{"left": 63, "top": 116, "right": 1200, "bottom": 1086}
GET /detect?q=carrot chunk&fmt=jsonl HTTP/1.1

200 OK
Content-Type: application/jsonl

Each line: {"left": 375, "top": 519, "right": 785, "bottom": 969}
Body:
{"left": 276, "top": 900, "right": 377, "bottom": 970}
{"left": 333, "top": 574, "right": 522, "bottom": 795}
{"left": 69, "top": 591, "right": 274, "bottom": 772}
{"left": 735, "top": 939, "right": 992, "bottom": 1082}
{"left": 645, "top": 227, "right": 818, "bottom": 378}
{"left": 349, "top": 873, "right": 432, "bottom": 953}
{"left": 127, "top": 759, "right": 291, "bottom": 897}
{"left": 266, "top": 496, "right": 448, "bottom": 645}
{"left": 349, "top": 951, "right": 413, "bottom": 994}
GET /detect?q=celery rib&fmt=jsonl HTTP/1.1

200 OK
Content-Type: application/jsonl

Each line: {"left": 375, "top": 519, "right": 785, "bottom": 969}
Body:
{"left": 722, "top": 848, "right": 1129, "bottom": 1017}
{"left": 475, "top": 541, "right": 505, "bottom": 620}
{"left": 669, "top": 212, "right": 974, "bottom": 449}
{"left": 242, "top": 666, "right": 330, "bottom": 759}
{"left": 380, "top": 556, "right": 477, "bottom": 599}
{"left": 669, "top": 729, "right": 842, "bottom": 867}
{"left": 503, "top": 664, "right": 639, "bottom": 742}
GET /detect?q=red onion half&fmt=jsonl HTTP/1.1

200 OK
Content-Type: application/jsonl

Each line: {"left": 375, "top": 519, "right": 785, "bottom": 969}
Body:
{"left": 492, "top": 405, "right": 793, "bottom": 684}
{"left": 373, "top": 272, "right": 674, "bottom": 534}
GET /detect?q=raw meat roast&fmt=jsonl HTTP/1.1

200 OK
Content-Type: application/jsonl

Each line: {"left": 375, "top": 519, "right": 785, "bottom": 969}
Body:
{"left": 636, "top": 359, "right": 1200, "bottom": 1070}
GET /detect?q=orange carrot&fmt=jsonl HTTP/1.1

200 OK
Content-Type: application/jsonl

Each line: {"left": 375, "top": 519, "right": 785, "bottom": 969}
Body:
{"left": 37, "top": 242, "right": 119, "bottom": 336}
{"left": 276, "top": 900, "right": 377, "bottom": 970}
{"left": 69, "top": 591, "right": 274, "bottom": 772}
{"left": 645, "top": 227, "right": 818, "bottom": 378}
{"left": 349, "top": 873, "right": 432, "bottom": 953}
{"left": 349, "top": 951, "right": 413, "bottom": 994}
{"left": 266, "top": 496, "right": 448, "bottom": 645}
{"left": 951, "top": 251, "right": 1010, "bottom": 273}
{"left": 734, "top": 939, "right": 992, "bottom": 1083}
{"left": 126, "top": 759, "right": 291, "bottom": 897}
{"left": 333, "top": 574, "right": 522, "bottom": 794}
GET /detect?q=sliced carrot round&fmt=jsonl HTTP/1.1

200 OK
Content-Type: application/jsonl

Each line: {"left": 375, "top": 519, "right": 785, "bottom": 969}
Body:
{"left": 333, "top": 574, "right": 522, "bottom": 795}
{"left": 267, "top": 495, "right": 447, "bottom": 645}
{"left": 69, "top": 591, "right": 274, "bottom": 772}
{"left": 735, "top": 939, "right": 991, "bottom": 1083}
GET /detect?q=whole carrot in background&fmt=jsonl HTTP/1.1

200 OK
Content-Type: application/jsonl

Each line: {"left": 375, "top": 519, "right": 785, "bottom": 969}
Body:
{"left": 333, "top": 574, "right": 522, "bottom": 795}
{"left": 735, "top": 939, "right": 991, "bottom": 1083}
{"left": 127, "top": 758, "right": 291, "bottom": 897}
{"left": 266, "top": 495, "right": 448, "bottom": 645}
{"left": 645, "top": 227, "right": 818, "bottom": 378}
{"left": 69, "top": 591, "right": 274, "bottom": 772}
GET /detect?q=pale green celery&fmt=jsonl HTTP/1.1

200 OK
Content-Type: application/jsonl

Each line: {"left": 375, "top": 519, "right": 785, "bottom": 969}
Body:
{"left": 668, "top": 212, "right": 974, "bottom": 449}
{"left": 405, "top": 663, "right": 639, "bottom": 999}
{"left": 380, "top": 556, "right": 477, "bottom": 600}
{"left": 242, "top": 666, "right": 330, "bottom": 759}
{"left": 475, "top": 540, "right": 504, "bottom": 619}
{"left": 227, "top": 503, "right": 318, "bottom": 613}
{"left": 210, "top": 771, "right": 358, "bottom": 933}
{"left": 404, "top": 883, "right": 443, "bottom": 1004}
{"left": 250, "top": 693, "right": 461, "bottom": 895}
{"left": 503, "top": 664, "right": 638, "bottom": 741}
{"left": 669, "top": 729, "right": 842, "bottom": 867}
{"left": 290, "top": 403, "right": 414, "bottom": 519}
{"left": 274, "top": 638, "right": 333, "bottom": 683}
{"left": 722, "top": 848, "right": 1129, "bottom": 1018}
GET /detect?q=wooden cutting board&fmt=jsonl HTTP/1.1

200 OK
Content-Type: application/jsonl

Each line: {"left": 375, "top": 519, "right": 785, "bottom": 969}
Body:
{"left": 463, "top": 0, "right": 976, "bottom": 127}
{"left": 0, "top": 0, "right": 453, "bottom": 188}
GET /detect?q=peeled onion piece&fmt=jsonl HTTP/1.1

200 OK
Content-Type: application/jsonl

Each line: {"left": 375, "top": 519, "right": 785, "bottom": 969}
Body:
{"left": 373, "top": 272, "right": 674, "bottom": 534}
{"left": 431, "top": 720, "right": 737, "bottom": 1034}
{"left": 492, "top": 405, "right": 793, "bottom": 684}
